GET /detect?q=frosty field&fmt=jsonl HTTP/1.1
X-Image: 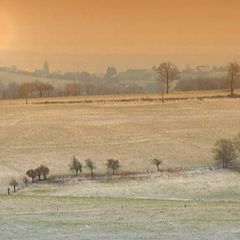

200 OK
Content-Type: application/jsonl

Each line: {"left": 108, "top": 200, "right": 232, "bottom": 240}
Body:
{"left": 0, "top": 94, "right": 240, "bottom": 239}
{"left": 0, "top": 195, "right": 239, "bottom": 240}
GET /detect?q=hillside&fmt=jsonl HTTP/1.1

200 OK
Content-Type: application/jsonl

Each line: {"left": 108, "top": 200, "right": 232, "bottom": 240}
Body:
{"left": 1, "top": 95, "right": 240, "bottom": 186}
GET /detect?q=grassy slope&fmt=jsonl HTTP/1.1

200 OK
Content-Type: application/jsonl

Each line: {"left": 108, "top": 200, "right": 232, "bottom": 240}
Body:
{"left": 1, "top": 97, "right": 240, "bottom": 184}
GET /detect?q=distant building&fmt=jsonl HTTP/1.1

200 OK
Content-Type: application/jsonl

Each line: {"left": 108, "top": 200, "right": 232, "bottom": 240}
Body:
{"left": 34, "top": 60, "right": 50, "bottom": 77}
{"left": 43, "top": 60, "right": 49, "bottom": 76}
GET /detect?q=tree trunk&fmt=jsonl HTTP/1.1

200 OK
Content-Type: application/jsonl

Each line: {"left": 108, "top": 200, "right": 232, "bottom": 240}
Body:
{"left": 231, "top": 76, "right": 234, "bottom": 97}
{"left": 25, "top": 97, "right": 28, "bottom": 104}
{"left": 112, "top": 168, "right": 115, "bottom": 175}
{"left": 13, "top": 185, "right": 16, "bottom": 193}
{"left": 76, "top": 170, "right": 78, "bottom": 176}
{"left": 166, "top": 71, "right": 169, "bottom": 94}
{"left": 157, "top": 166, "right": 160, "bottom": 172}
{"left": 225, "top": 160, "right": 228, "bottom": 168}
{"left": 43, "top": 173, "right": 47, "bottom": 180}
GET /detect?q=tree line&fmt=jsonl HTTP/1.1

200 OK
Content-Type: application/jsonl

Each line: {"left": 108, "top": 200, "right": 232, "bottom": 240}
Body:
{"left": 0, "top": 79, "right": 145, "bottom": 101}
{"left": 1, "top": 60, "right": 240, "bottom": 101}
{"left": 153, "top": 60, "right": 240, "bottom": 102}
{"left": 8, "top": 134, "right": 240, "bottom": 194}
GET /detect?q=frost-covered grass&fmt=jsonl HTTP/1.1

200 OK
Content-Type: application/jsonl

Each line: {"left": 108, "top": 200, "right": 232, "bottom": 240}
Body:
{"left": 0, "top": 195, "right": 239, "bottom": 240}
{"left": 17, "top": 169, "right": 240, "bottom": 201}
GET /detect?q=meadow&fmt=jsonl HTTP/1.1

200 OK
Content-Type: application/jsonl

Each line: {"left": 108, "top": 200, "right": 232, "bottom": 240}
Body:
{"left": 0, "top": 195, "right": 239, "bottom": 240}
{"left": 0, "top": 92, "right": 240, "bottom": 239}
{"left": 1, "top": 92, "right": 240, "bottom": 185}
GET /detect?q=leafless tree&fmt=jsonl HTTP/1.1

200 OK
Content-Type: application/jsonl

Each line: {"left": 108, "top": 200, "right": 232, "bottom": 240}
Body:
{"left": 151, "top": 159, "right": 162, "bottom": 172}
{"left": 213, "top": 138, "right": 237, "bottom": 168}
{"left": 85, "top": 159, "right": 96, "bottom": 179}
{"left": 17, "top": 82, "right": 33, "bottom": 104}
{"left": 64, "top": 83, "right": 81, "bottom": 96}
{"left": 3, "top": 82, "right": 20, "bottom": 99}
{"left": 32, "top": 81, "right": 54, "bottom": 98}
{"left": 9, "top": 179, "right": 18, "bottom": 193}
{"left": 227, "top": 60, "right": 240, "bottom": 97}
{"left": 155, "top": 62, "right": 180, "bottom": 94}
{"left": 106, "top": 159, "right": 121, "bottom": 175}
{"left": 69, "top": 156, "right": 82, "bottom": 176}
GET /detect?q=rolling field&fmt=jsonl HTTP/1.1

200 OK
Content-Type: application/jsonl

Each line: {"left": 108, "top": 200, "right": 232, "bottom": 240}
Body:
{"left": 1, "top": 93, "right": 240, "bottom": 239}
{"left": 0, "top": 95, "right": 240, "bottom": 185}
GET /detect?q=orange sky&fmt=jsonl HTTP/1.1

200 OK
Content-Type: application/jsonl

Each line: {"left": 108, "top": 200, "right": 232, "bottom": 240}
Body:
{"left": 0, "top": 0, "right": 240, "bottom": 71}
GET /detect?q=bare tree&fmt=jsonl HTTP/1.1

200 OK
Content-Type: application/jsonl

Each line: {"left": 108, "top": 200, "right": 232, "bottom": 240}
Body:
{"left": 26, "top": 169, "right": 37, "bottom": 182}
{"left": 227, "top": 60, "right": 240, "bottom": 97}
{"left": 69, "top": 156, "right": 82, "bottom": 176}
{"left": 39, "top": 165, "right": 50, "bottom": 180}
{"left": 85, "top": 159, "right": 96, "bottom": 179}
{"left": 17, "top": 82, "right": 33, "bottom": 104}
{"left": 106, "top": 159, "right": 121, "bottom": 175}
{"left": 213, "top": 138, "right": 237, "bottom": 168}
{"left": 155, "top": 62, "right": 180, "bottom": 94}
{"left": 32, "top": 81, "right": 54, "bottom": 98}
{"left": 9, "top": 179, "right": 18, "bottom": 193}
{"left": 3, "top": 82, "right": 20, "bottom": 99}
{"left": 151, "top": 159, "right": 162, "bottom": 172}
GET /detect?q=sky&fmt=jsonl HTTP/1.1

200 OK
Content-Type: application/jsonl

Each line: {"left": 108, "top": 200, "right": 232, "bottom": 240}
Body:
{"left": 0, "top": 0, "right": 240, "bottom": 72}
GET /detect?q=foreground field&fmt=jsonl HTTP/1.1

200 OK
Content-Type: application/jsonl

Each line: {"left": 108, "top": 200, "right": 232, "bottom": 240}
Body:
{"left": 0, "top": 195, "right": 239, "bottom": 240}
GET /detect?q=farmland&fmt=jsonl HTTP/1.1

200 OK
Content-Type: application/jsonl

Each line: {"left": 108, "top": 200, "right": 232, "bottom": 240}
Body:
{"left": 0, "top": 195, "right": 239, "bottom": 240}
{"left": 1, "top": 93, "right": 240, "bottom": 184}
{"left": 0, "top": 92, "right": 240, "bottom": 239}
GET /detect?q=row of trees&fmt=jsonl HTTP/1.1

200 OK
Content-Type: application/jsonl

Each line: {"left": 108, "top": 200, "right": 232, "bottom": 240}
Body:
{"left": 8, "top": 135, "right": 240, "bottom": 194}
{"left": 69, "top": 156, "right": 121, "bottom": 178}
{"left": 154, "top": 60, "right": 240, "bottom": 100}
{"left": 1, "top": 81, "right": 54, "bottom": 103}
{"left": 0, "top": 79, "right": 144, "bottom": 101}
{"left": 26, "top": 165, "right": 50, "bottom": 182}
{"left": 8, "top": 165, "right": 50, "bottom": 194}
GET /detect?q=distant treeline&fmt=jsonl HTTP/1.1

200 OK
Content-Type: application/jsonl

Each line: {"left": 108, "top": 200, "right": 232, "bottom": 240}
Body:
{"left": 175, "top": 77, "right": 240, "bottom": 91}
{"left": 0, "top": 79, "right": 145, "bottom": 100}
{"left": 0, "top": 64, "right": 234, "bottom": 100}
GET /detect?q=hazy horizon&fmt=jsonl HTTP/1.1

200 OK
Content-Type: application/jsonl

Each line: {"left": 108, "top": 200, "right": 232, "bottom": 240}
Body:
{"left": 1, "top": 0, "right": 240, "bottom": 72}
{"left": 0, "top": 51, "right": 238, "bottom": 73}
